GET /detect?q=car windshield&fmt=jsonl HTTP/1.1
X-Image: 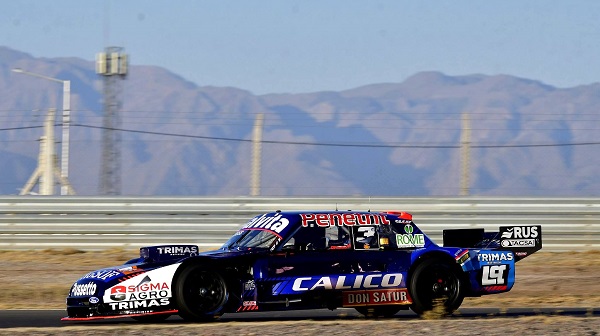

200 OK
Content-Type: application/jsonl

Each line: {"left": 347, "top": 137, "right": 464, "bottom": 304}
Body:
{"left": 225, "top": 229, "right": 280, "bottom": 250}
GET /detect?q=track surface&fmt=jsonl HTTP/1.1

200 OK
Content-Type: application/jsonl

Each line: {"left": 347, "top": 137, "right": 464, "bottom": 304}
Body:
{"left": 2, "top": 307, "right": 599, "bottom": 329}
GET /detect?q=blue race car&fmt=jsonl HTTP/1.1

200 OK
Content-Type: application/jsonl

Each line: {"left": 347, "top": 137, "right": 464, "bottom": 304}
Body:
{"left": 63, "top": 210, "right": 542, "bottom": 321}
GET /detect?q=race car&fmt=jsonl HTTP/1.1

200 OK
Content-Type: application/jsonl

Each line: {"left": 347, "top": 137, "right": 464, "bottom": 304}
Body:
{"left": 62, "top": 210, "right": 542, "bottom": 321}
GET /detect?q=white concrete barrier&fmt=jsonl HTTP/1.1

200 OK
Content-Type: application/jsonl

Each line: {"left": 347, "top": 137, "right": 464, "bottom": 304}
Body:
{"left": 1, "top": 196, "right": 599, "bottom": 251}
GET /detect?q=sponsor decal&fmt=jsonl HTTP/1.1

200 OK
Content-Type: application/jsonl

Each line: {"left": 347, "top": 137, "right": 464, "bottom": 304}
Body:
{"left": 482, "top": 285, "right": 508, "bottom": 292}
{"left": 275, "top": 266, "right": 294, "bottom": 274}
{"left": 300, "top": 213, "right": 390, "bottom": 228}
{"left": 237, "top": 301, "right": 259, "bottom": 312}
{"left": 104, "top": 263, "right": 179, "bottom": 304}
{"left": 108, "top": 278, "right": 170, "bottom": 302}
{"left": 342, "top": 289, "right": 412, "bottom": 307}
{"left": 500, "top": 226, "right": 540, "bottom": 248}
{"left": 89, "top": 297, "right": 99, "bottom": 304}
{"left": 122, "top": 281, "right": 170, "bottom": 295}
{"left": 244, "top": 280, "right": 256, "bottom": 291}
{"left": 477, "top": 252, "right": 513, "bottom": 262}
{"left": 395, "top": 233, "right": 425, "bottom": 248}
{"left": 354, "top": 226, "right": 378, "bottom": 250}
{"left": 501, "top": 239, "right": 535, "bottom": 247}
{"left": 290, "top": 273, "right": 404, "bottom": 292}
{"left": 501, "top": 226, "right": 539, "bottom": 239}
{"left": 477, "top": 251, "right": 513, "bottom": 291}
{"left": 455, "top": 250, "right": 470, "bottom": 265}
{"left": 244, "top": 213, "right": 290, "bottom": 234}
{"left": 155, "top": 246, "right": 198, "bottom": 255}
{"left": 110, "top": 286, "right": 127, "bottom": 301}
{"left": 395, "top": 234, "right": 425, "bottom": 248}
{"left": 81, "top": 270, "right": 121, "bottom": 281}
{"left": 108, "top": 298, "right": 170, "bottom": 310}
{"left": 357, "top": 226, "right": 376, "bottom": 239}
{"left": 481, "top": 265, "right": 509, "bottom": 286}
{"left": 70, "top": 282, "right": 97, "bottom": 296}
{"left": 123, "top": 310, "right": 161, "bottom": 315}
{"left": 394, "top": 224, "right": 425, "bottom": 248}
{"left": 118, "top": 266, "right": 138, "bottom": 273}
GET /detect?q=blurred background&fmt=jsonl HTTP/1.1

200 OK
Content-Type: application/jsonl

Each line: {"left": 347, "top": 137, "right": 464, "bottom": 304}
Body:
{"left": 1, "top": 1, "right": 599, "bottom": 197}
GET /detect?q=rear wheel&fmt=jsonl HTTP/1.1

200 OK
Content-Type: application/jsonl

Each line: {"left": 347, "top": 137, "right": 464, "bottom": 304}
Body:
{"left": 409, "top": 258, "right": 464, "bottom": 316}
{"left": 174, "top": 265, "right": 229, "bottom": 322}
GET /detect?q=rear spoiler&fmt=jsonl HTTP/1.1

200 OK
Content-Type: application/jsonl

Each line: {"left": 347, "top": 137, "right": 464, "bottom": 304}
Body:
{"left": 443, "top": 225, "right": 542, "bottom": 261}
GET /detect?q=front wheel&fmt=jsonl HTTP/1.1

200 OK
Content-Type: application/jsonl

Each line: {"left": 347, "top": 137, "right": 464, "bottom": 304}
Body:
{"left": 409, "top": 258, "right": 464, "bottom": 316}
{"left": 174, "top": 265, "right": 229, "bottom": 322}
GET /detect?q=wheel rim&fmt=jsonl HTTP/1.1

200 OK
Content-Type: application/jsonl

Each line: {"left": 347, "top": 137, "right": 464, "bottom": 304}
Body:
{"left": 415, "top": 263, "right": 459, "bottom": 308}
{"left": 182, "top": 270, "right": 227, "bottom": 314}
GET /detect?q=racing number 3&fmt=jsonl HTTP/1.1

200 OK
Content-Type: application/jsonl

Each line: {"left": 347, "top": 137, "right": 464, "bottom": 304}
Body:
{"left": 481, "top": 265, "right": 508, "bottom": 286}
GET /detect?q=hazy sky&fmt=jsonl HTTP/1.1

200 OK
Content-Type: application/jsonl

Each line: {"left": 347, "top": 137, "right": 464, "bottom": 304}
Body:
{"left": 2, "top": 0, "right": 599, "bottom": 94}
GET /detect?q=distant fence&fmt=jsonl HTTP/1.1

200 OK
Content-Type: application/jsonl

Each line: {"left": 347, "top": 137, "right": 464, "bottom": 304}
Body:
{"left": 1, "top": 196, "right": 599, "bottom": 251}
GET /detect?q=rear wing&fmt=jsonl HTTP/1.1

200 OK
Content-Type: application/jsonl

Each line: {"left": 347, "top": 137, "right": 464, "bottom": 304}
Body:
{"left": 443, "top": 225, "right": 542, "bottom": 262}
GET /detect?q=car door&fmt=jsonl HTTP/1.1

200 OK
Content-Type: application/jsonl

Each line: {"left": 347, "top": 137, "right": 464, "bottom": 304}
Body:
{"left": 252, "top": 223, "right": 411, "bottom": 309}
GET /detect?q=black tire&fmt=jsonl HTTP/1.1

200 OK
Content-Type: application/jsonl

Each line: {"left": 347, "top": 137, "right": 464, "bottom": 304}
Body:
{"left": 409, "top": 258, "right": 464, "bottom": 316}
{"left": 355, "top": 306, "right": 402, "bottom": 318}
{"left": 174, "top": 265, "right": 229, "bottom": 322}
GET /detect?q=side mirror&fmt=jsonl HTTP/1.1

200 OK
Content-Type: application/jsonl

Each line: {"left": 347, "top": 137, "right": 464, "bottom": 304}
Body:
{"left": 281, "top": 244, "right": 296, "bottom": 251}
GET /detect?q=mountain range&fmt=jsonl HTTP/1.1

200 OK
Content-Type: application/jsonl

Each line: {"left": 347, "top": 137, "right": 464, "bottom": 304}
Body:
{"left": 1, "top": 46, "right": 599, "bottom": 196}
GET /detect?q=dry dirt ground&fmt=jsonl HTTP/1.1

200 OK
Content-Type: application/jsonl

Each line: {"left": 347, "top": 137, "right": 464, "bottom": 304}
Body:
{"left": 3, "top": 317, "right": 600, "bottom": 336}
{"left": 1, "top": 249, "right": 600, "bottom": 335}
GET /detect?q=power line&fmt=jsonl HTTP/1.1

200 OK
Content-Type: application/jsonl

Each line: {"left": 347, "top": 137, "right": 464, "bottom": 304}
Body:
{"left": 71, "top": 123, "right": 600, "bottom": 149}
{"left": 3, "top": 123, "right": 600, "bottom": 149}
{"left": 0, "top": 125, "right": 43, "bottom": 132}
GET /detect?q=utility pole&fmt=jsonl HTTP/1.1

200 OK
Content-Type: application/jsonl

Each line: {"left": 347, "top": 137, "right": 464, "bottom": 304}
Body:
{"left": 20, "top": 108, "right": 75, "bottom": 195}
{"left": 460, "top": 113, "right": 471, "bottom": 196}
{"left": 11, "top": 68, "right": 73, "bottom": 195}
{"left": 97, "top": 47, "right": 128, "bottom": 195}
{"left": 60, "top": 80, "right": 71, "bottom": 195}
{"left": 250, "top": 113, "right": 264, "bottom": 196}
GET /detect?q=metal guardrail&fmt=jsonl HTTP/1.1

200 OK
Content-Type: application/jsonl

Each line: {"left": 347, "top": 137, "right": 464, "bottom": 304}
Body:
{"left": 1, "top": 196, "right": 599, "bottom": 251}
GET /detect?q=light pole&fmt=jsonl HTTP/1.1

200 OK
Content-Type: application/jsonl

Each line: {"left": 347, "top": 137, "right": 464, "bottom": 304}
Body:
{"left": 12, "top": 68, "right": 72, "bottom": 195}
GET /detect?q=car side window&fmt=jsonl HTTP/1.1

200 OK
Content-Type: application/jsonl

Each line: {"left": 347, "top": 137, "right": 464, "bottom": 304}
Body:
{"left": 325, "top": 226, "right": 351, "bottom": 250}
{"left": 282, "top": 226, "right": 328, "bottom": 251}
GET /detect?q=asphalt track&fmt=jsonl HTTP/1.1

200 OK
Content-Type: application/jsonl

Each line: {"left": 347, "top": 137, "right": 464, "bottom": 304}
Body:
{"left": 1, "top": 307, "right": 599, "bottom": 329}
